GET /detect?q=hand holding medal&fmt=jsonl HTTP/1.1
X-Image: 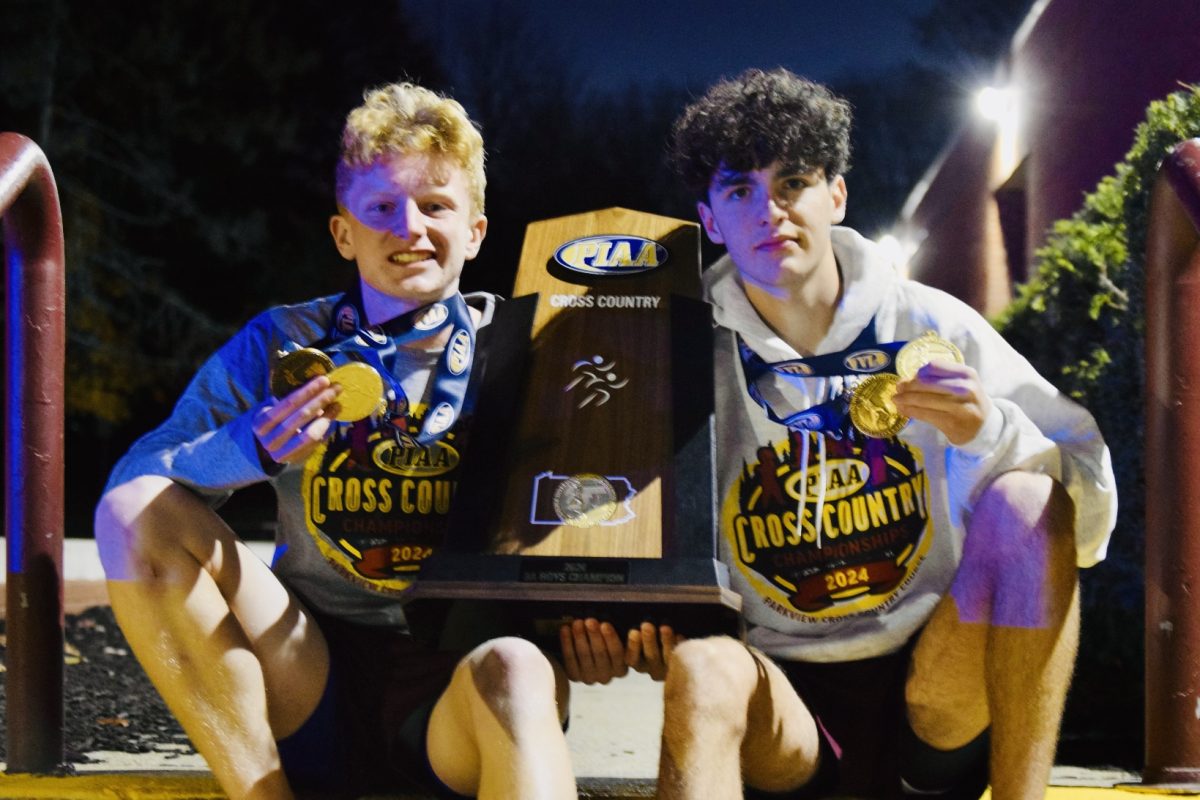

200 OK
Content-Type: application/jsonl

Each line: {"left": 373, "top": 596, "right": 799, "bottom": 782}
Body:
{"left": 270, "top": 348, "right": 336, "bottom": 400}
{"left": 894, "top": 330, "right": 964, "bottom": 380}
{"left": 256, "top": 348, "right": 389, "bottom": 465}
{"left": 888, "top": 331, "right": 992, "bottom": 446}
{"left": 848, "top": 331, "right": 971, "bottom": 439}
{"left": 271, "top": 348, "right": 385, "bottom": 423}
{"left": 255, "top": 354, "right": 341, "bottom": 465}
{"left": 739, "top": 323, "right": 981, "bottom": 442}
{"left": 325, "top": 362, "right": 385, "bottom": 422}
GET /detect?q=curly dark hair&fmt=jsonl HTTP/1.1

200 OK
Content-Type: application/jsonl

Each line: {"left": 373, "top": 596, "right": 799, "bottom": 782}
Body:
{"left": 668, "top": 68, "right": 852, "bottom": 198}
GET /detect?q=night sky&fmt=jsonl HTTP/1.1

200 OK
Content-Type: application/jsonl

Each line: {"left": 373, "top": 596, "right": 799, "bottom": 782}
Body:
{"left": 403, "top": 0, "right": 943, "bottom": 95}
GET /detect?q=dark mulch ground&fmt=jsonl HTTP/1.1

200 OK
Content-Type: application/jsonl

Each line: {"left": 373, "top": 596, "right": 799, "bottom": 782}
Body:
{"left": 0, "top": 605, "right": 1140, "bottom": 774}
{"left": 0, "top": 605, "right": 194, "bottom": 764}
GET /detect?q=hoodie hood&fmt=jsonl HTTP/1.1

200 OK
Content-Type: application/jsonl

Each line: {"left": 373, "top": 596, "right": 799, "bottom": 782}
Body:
{"left": 703, "top": 226, "right": 898, "bottom": 359}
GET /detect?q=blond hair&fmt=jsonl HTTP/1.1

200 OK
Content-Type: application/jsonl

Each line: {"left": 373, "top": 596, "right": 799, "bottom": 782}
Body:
{"left": 336, "top": 82, "right": 486, "bottom": 214}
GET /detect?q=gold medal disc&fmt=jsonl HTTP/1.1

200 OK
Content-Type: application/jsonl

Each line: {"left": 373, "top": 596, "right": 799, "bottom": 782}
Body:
{"left": 849, "top": 373, "right": 908, "bottom": 438}
{"left": 327, "top": 362, "right": 385, "bottom": 422}
{"left": 895, "top": 331, "right": 964, "bottom": 380}
{"left": 270, "top": 348, "right": 335, "bottom": 399}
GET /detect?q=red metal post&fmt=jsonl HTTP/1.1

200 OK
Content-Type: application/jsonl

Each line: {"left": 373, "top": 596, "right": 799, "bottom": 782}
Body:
{"left": 1145, "top": 138, "right": 1200, "bottom": 788}
{"left": 0, "top": 132, "right": 66, "bottom": 773}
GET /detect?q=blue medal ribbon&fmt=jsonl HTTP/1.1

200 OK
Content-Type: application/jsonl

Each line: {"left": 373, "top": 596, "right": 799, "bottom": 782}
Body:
{"left": 737, "top": 317, "right": 906, "bottom": 439}
{"left": 312, "top": 287, "right": 475, "bottom": 445}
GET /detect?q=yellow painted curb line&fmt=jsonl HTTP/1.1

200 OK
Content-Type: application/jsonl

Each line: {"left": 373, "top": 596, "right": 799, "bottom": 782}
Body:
{"left": 0, "top": 775, "right": 1186, "bottom": 800}
{"left": 0, "top": 772, "right": 224, "bottom": 799}
{"left": 990, "top": 789, "right": 1200, "bottom": 800}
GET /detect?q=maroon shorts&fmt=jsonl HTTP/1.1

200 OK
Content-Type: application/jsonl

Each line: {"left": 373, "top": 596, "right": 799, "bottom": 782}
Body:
{"left": 745, "top": 642, "right": 989, "bottom": 800}
{"left": 276, "top": 612, "right": 466, "bottom": 799}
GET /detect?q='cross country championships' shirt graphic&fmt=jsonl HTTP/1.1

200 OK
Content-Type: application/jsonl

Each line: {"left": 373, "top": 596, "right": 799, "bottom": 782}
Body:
{"left": 300, "top": 402, "right": 468, "bottom": 595}
{"left": 722, "top": 429, "right": 933, "bottom": 620}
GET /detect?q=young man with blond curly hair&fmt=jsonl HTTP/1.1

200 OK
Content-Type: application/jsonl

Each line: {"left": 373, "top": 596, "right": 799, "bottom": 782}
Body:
{"left": 95, "top": 82, "right": 575, "bottom": 800}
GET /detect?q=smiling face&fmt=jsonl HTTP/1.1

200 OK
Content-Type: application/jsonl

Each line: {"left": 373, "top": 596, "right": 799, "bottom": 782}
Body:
{"left": 329, "top": 152, "right": 487, "bottom": 321}
{"left": 698, "top": 162, "right": 847, "bottom": 299}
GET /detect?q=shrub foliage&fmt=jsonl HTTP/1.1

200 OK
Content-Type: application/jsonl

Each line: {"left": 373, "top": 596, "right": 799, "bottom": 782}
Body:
{"left": 994, "top": 85, "right": 1200, "bottom": 762}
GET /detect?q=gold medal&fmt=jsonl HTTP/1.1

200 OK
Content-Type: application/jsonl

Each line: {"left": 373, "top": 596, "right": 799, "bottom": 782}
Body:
{"left": 849, "top": 373, "right": 908, "bottom": 438}
{"left": 270, "top": 348, "right": 335, "bottom": 399}
{"left": 327, "top": 362, "right": 385, "bottom": 422}
{"left": 895, "top": 330, "right": 964, "bottom": 380}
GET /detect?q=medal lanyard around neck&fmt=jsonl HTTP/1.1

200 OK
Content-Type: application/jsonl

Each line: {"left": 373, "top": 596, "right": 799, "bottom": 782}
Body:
{"left": 737, "top": 316, "right": 906, "bottom": 548}
{"left": 736, "top": 316, "right": 905, "bottom": 440}
{"left": 316, "top": 287, "right": 475, "bottom": 445}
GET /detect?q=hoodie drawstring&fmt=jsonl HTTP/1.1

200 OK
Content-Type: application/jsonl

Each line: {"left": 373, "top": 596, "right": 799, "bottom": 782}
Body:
{"left": 796, "top": 426, "right": 830, "bottom": 551}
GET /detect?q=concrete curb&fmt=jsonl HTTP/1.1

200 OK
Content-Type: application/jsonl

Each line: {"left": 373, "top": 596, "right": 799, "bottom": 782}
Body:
{"left": 0, "top": 538, "right": 276, "bottom": 614}
{"left": 0, "top": 537, "right": 277, "bottom": 583}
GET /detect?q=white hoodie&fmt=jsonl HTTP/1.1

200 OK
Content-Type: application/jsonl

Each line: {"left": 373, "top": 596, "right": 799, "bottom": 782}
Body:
{"left": 706, "top": 226, "right": 1116, "bottom": 662}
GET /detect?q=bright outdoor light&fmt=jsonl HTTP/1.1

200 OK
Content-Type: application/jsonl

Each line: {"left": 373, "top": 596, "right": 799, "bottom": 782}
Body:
{"left": 975, "top": 85, "right": 1022, "bottom": 177}
{"left": 877, "top": 233, "right": 915, "bottom": 277}
{"left": 976, "top": 86, "right": 1017, "bottom": 123}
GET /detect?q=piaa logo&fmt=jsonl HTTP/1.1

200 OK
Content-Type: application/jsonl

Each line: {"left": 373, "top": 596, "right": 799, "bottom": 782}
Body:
{"left": 414, "top": 303, "right": 449, "bottom": 331}
{"left": 843, "top": 349, "right": 889, "bottom": 372}
{"left": 776, "top": 362, "right": 814, "bottom": 377}
{"left": 554, "top": 235, "right": 667, "bottom": 276}
{"left": 447, "top": 329, "right": 471, "bottom": 375}
{"left": 372, "top": 438, "right": 460, "bottom": 477}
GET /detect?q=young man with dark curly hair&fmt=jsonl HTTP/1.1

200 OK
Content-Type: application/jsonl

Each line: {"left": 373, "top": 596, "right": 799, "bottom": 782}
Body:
{"left": 650, "top": 68, "right": 1117, "bottom": 800}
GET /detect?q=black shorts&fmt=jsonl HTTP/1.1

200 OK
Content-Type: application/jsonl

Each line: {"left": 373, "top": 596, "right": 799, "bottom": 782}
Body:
{"left": 745, "top": 642, "right": 989, "bottom": 800}
{"left": 276, "top": 612, "right": 467, "bottom": 799}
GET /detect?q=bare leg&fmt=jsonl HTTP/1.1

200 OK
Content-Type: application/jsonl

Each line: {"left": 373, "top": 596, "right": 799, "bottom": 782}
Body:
{"left": 95, "top": 476, "right": 329, "bottom": 800}
{"left": 657, "top": 637, "right": 822, "bottom": 800}
{"left": 907, "top": 472, "right": 1078, "bottom": 800}
{"left": 426, "top": 637, "right": 576, "bottom": 799}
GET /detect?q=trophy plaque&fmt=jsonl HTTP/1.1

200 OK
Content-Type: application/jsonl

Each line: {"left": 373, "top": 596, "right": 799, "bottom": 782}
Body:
{"left": 411, "top": 207, "right": 741, "bottom": 641}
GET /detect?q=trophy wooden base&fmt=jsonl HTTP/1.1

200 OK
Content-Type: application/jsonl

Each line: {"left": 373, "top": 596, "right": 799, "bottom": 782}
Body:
{"left": 410, "top": 554, "right": 742, "bottom": 641}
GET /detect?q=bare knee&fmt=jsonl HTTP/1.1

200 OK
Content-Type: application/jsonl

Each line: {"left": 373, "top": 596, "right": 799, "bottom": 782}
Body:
{"left": 94, "top": 475, "right": 208, "bottom": 582}
{"left": 973, "top": 470, "right": 1071, "bottom": 545}
{"left": 906, "top": 627, "right": 990, "bottom": 747}
{"left": 956, "top": 472, "right": 1076, "bottom": 626}
{"left": 906, "top": 691, "right": 989, "bottom": 750}
{"left": 467, "top": 637, "right": 557, "bottom": 723}
{"left": 664, "top": 639, "right": 820, "bottom": 791}
{"left": 664, "top": 637, "right": 757, "bottom": 735}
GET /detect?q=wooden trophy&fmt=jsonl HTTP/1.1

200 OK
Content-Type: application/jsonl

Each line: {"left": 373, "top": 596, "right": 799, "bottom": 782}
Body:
{"left": 411, "top": 207, "right": 741, "bottom": 642}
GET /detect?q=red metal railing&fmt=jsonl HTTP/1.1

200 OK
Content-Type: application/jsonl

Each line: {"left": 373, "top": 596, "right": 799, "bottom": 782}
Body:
{"left": 1145, "top": 137, "right": 1200, "bottom": 788}
{"left": 0, "top": 132, "right": 66, "bottom": 774}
